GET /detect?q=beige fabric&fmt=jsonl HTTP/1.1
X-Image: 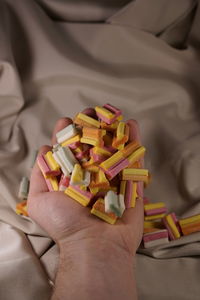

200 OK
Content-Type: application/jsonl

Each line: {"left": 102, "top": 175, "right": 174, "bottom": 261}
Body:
{"left": 0, "top": 0, "right": 200, "bottom": 299}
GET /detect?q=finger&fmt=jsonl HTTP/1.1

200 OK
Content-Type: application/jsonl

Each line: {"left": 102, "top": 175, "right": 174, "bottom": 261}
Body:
{"left": 126, "top": 119, "right": 144, "bottom": 198}
{"left": 121, "top": 197, "right": 144, "bottom": 227}
{"left": 28, "top": 145, "right": 51, "bottom": 197}
{"left": 126, "top": 119, "right": 142, "bottom": 145}
{"left": 121, "top": 198, "right": 144, "bottom": 249}
{"left": 82, "top": 108, "right": 97, "bottom": 119}
{"left": 51, "top": 117, "right": 73, "bottom": 145}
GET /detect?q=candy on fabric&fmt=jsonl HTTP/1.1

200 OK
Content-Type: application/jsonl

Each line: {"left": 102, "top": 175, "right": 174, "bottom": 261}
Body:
{"left": 162, "top": 213, "right": 181, "bottom": 240}
{"left": 144, "top": 213, "right": 166, "bottom": 221}
{"left": 18, "top": 103, "right": 200, "bottom": 243}
{"left": 179, "top": 214, "right": 200, "bottom": 236}
{"left": 143, "top": 229, "right": 169, "bottom": 248}
{"left": 143, "top": 220, "right": 164, "bottom": 234}
{"left": 18, "top": 177, "right": 29, "bottom": 200}
{"left": 144, "top": 202, "right": 167, "bottom": 216}
{"left": 91, "top": 198, "right": 118, "bottom": 224}
{"left": 16, "top": 200, "right": 28, "bottom": 217}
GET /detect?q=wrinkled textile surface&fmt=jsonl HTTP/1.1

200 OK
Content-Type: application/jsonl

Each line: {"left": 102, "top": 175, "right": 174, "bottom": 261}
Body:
{"left": 1, "top": 0, "right": 200, "bottom": 299}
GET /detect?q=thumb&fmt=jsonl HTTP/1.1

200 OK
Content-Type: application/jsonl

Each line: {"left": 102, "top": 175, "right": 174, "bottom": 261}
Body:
{"left": 28, "top": 145, "right": 52, "bottom": 196}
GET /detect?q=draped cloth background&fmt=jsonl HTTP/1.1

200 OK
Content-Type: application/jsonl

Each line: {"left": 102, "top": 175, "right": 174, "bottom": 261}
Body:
{"left": 1, "top": 0, "right": 200, "bottom": 299}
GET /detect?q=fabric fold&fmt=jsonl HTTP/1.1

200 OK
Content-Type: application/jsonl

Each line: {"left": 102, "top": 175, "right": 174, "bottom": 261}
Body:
{"left": 107, "top": 0, "right": 198, "bottom": 47}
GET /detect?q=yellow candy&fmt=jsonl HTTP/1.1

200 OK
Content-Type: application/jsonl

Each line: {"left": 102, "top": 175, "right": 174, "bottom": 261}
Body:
{"left": 144, "top": 220, "right": 163, "bottom": 228}
{"left": 116, "top": 122, "right": 126, "bottom": 139}
{"left": 89, "top": 186, "right": 99, "bottom": 195}
{"left": 91, "top": 198, "right": 117, "bottom": 225}
{"left": 127, "top": 146, "right": 146, "bottom": 164}
{"left": 61, "top": 135, "right": 80, "bottom": 147}
{"left": 120, "top": 180, "right": 126, "bottom": 195}
{"left": 80, "top": 137, "right": 101, "bottom": 147}
{"left": 16, "top": 201, "right": 28, "bottom": 217}
{"left": 65, "top": 186, "right": 91, "bottom": 206}
{"left": 130, "top": 182, "right": 137, "bottom": 208}
{"left": 165, "top": 214, "right": 181, "bottom": 239}
{"left": 70, "top": 164, "right": 83, "bottom": 184}
{"left": 45, "top": 151, "right": 60, "bottom": 171}
{"left": 95, "top": 106, "right": 115, "bottom": 119}
{"left": 122, "top": 168, "right": 149, "bottom": 183}
{"left": 74, "top": 113, "right": 100, "bottom": 128}
{"left": 144, "top": 202, "right": 165, "bottom": 210}
{"left": 179, "top": 214, "right": 200, "bottom": 226}
{"left": 49, "top": 177, "right": 59, "bottom": 191}
{"left": 144, "top": 213, "right": 166, "bottom": 221}
{"left": 100, "top": 151, "right": 123, "bottom": 170}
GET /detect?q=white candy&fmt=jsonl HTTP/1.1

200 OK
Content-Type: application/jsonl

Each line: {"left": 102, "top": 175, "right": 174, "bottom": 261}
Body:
{"left": 105, "top": 191, "right": 118, "bottom": 213}
{"left": 118, "top": 194, "right": 125, "bottom": 217}
{"left": 52, "top": 151, "right": 70, "bottom": 176}
{"left": 82, "top": 171, "right": 91, "bottom": 186}
{"left": 18, "top": 177, "right": 29, "bottom": 200}
{"left": 143, "top": 237, "right": 169, "bottom": 248}
{"left": 53, "top": 145, "right": 78, "bottom": 175}
{"left": 105, "top": 191, "right": 125, "bottom": 217}
{"left": 56, "top": 124, "right": 77, "bottom": 144}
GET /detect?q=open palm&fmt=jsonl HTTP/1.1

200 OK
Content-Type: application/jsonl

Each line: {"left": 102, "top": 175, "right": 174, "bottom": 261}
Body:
{"left": 27, "top": 110, "right": 144, "bottom": 256}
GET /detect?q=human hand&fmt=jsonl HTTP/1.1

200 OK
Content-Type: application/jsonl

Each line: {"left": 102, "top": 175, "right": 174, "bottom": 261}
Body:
{"left": 27, "top": 109, "right": 144, "bottom": 257}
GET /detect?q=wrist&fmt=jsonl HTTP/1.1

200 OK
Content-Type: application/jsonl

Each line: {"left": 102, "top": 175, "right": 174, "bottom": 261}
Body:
{"left": 53, "top": 238, "right": 137, "bottom": 300}
{"left": 59, "top": 237, "right": 136, "bottom": 267}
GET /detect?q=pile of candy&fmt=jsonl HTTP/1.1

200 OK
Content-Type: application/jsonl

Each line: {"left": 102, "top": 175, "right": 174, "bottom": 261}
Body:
{"left": 142, "top": 198, "right": 200, "bottom": 248}
{"left": 16, "top": 103, "right": 200, "bottom": 248}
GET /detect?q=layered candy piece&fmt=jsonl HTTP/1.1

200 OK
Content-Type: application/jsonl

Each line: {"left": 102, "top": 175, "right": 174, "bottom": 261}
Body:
{"left": 99, "top": 142, "right": 145, "bottom": 180}
{"left": 120, "top": 180, "right": 137, "bottom": 208}
{"left": 56, "top": 124, "right": 77, "bottom": 144}
{"left": 74, "top": 112, "right": 100, "bottom": 128}
{"left": 65, "top": 185, "right": 93, "bottom": 206}
{"left": 18, "top": 177, "right": 29, "bottom": 200}
{"left": 104, "top": 191, "right": 125, "bottom": 217}
{"left": 37, "top": 153, "right": 61, "bottom": 178}
{"left": 179, "top": 214, "right": 200, "bottom": 236}
{"left": 16, "top": 200, "right": 28, "bottom": 217}
{"left": 143, "top": 220, "right": 165, "bottom": 234}
{"left": 162, "top": 213, "right": 181, "bottom": 240}
{"left": 95, "top": 104, "right": 122, "bottom": 125}
{"left": 81, "top": 127, "right": 106, "bottom": 147}
{"left": 112, "top": 122, "right": 129, "bottom": 150}
{"left": 144, "top": 202, "right": 167, "bottom": 221}
{"left": 91, "top": 198, "right": 118, "bottom": 225}
{"left": 143, "top": 229, "right": 169, "bottom": 248}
